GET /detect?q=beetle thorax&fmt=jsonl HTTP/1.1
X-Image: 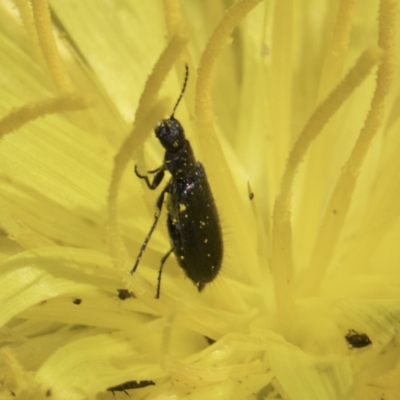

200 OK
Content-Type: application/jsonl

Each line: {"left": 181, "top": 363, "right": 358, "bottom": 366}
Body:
{"left": 164, "top": 140, "right": 197, "bottom": 178}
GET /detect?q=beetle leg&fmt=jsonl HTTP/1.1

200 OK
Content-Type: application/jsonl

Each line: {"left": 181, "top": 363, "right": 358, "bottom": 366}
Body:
{"left": 131, "top": 183, "right": 169, "bottom": 274}
{"left": 147, "top": 166, "right": 163, "bottom": 174}
{"left": 134, "top": 165, "right": 165, "bottom": 189}
{"left": 156, "top": 246, "right": 175, "bottom": 299}
{"left": 166, "top": 211, "right": 181, "bottom": 244}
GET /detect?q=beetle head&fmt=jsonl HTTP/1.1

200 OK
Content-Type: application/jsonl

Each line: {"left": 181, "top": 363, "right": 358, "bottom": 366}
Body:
{"left": 155, "top": 117, "right": 185, "bottom": 151}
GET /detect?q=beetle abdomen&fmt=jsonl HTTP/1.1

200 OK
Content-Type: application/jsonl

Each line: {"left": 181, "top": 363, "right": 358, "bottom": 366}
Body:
{"left": 167, "top": 162, "right": 222, "bottom": 290}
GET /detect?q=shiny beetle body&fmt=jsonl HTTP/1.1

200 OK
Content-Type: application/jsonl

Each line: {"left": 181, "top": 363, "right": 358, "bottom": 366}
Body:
{"left": 107, "top": 380, "right": 154, "bottom": 395}
{"left": 345, "top": 329, "right": 372, "bottom": 349}
{"left": 131, "top": 66, "right": 223, "bottom": 297}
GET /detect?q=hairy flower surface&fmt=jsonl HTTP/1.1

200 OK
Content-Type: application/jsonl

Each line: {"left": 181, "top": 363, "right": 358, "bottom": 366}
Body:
{"left": 0, "top": 0, "right": 400, "bottom": 399}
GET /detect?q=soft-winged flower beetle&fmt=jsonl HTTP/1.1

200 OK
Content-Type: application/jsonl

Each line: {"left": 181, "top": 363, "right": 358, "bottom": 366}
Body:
{"left": 345, "top": 329, "right": 372, "bottom": 349}
{"left": 116, "top": 288, "right": 135, "bottom": 300}
{"left": 107, "top": 380, "right": 155, "bottom": 396}
{"left": 131, "top": 66, "right": 223, "bottom": 298}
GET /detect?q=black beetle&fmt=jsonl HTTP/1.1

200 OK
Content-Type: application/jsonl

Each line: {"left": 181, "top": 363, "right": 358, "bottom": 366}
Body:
{"left": 107, "top": 380, "right": 154, "bottom": 396}
{"left": 345, "top": 329, "right": 372, "bottom": 348}
{"left": 131, "top": 66, "right": 223, "bottom": 298}
{"left": 116, "top": 288, "right": 135, "bottom": 300}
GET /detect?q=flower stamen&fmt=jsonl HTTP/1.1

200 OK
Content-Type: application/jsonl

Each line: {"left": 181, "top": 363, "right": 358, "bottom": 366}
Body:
{"left": 304, "top": 0, "right": 397, "bottom": 295}
{"left": 195, "top": 0, "right": 264, "bottom": 123}
{"left": 162, "top": 0, "right": 182, "bottom": 39}
{"left": 317, "top": 0, "right": 357, "bottom": 100}
{"left": 13, "top": 0, "right": 43, "bottom": 63}
{"left": 273, "top": 45, "right": 383, "bottom": 322}
{"left": 269, "top": 0, "right": 293, "bottom": 170}
{"left": 31, "top": 0, "right": 72, "bottom": 93}
{"left": 0, "top": 93, "right": 90, "bottom": 138}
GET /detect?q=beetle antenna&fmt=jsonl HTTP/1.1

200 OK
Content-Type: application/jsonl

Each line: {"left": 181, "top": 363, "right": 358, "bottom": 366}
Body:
{"left": 170, "top": 64, "right": 189, "bottom": 119}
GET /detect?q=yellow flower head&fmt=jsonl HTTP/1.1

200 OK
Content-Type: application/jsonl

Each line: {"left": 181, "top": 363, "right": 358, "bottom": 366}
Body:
{"left": 0, "top": 0, "right": 399, "bottom": 399}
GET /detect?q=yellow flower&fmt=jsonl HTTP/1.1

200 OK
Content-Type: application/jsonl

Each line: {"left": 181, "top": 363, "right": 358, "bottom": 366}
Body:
{"left": 0, "top": 0, "right": 399, "bottom": 399}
